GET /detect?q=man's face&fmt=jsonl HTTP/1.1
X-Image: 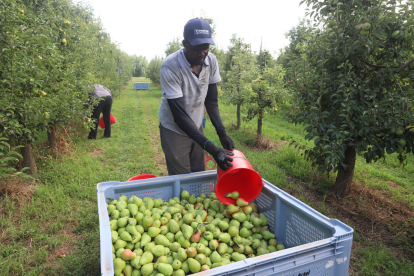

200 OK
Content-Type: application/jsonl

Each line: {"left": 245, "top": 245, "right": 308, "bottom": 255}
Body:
{"left": 183, "top": 41, "right": 210, "bottom": 66}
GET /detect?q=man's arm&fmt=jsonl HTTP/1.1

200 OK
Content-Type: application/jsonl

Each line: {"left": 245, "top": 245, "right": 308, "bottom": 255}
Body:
{"left": 168, "top": 97, "right": 234, "bottom": 170}
{"left": 167, "top": 97, "right": 208, "bottom": 147}
{"left": 204, "top": 83, "right": 235, "bottom": 150}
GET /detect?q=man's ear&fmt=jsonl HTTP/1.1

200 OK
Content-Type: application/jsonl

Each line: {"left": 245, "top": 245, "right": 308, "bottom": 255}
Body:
{"left": 182, "top": 39, "right": 189, "bottom": 49}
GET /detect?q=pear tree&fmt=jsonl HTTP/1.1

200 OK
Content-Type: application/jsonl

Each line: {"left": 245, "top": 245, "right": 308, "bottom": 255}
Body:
{"left": 286, "top": 0, "right": 414, "bottom": 196}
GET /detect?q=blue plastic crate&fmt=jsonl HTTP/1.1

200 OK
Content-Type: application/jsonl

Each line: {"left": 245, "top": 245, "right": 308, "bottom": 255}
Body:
{"left": 97, "top": 171, "right": 353, "bottom": 276}
{"left": 133, "top": 82, "right": 149, "bottom": 90}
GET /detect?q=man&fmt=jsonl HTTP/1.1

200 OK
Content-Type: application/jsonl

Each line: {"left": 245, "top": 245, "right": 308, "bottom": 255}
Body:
{"left": 88, "top": 84, "right": 112, "bottom": 139}
{"left": 158, "top": 18, "right": 235, "bottom": 175}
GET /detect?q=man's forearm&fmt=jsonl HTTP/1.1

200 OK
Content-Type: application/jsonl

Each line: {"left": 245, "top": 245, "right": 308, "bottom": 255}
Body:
{"left": 205, "top": 83, "right": 225, "bottom": 135}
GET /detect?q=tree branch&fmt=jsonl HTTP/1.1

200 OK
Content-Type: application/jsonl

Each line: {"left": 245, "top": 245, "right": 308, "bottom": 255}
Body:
{"left": 396, "top": 57, "right": 414, "bottom": 73}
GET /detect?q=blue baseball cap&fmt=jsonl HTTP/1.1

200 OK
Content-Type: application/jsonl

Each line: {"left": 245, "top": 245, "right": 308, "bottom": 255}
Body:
{"left": 183, "top": 18, "right": 215, "bottom": 46}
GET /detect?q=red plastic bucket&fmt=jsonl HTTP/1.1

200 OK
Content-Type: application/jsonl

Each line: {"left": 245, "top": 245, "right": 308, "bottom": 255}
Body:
{"left": 216, "top": 150, "right": 263, "bottom": 205}
{"left": 99, "top": 113, "right": 117, "bottom": 129}
{"left": 127, "top": 174, "right": 157, "bottom": 181}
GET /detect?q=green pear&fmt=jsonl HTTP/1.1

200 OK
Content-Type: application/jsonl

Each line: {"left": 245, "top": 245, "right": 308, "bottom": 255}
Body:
{"left": 114, "top": 258, "right": 126, "bottom": 275}
{"left": 187, "top": 258, "right": 201, "bottom": 273}
{"left": 116, "top": 248, "right": 125, "bottom": 258}
{"left": 139, "top": 251, "right": 154, "bottom": 266}
{"left": 108, "top": 198, "right": 118, "bottom": 205}
{"left": 111, "top": 230, "right": 119, "bottom": 243}
{"left": 126, "top": 224, "right": 139, "bottom": 236}
{"left": 181, "top": 190, "right": 190, "bottom": 200}
{"left": 140, "top": 263, "right": 153, "bottom": 276}
{"left": 195, "top": 253, "right": 207, "bottom": 265}
{"left": 140, "top": 233, "right": 151, "bottom": 249}
{"left": 196, "top": 243, "right": 205, "bottom": 254}
{"left": 120, "top": 231, "right": 133, "bottom": 242}
{"left": 148, "top": 227, "right": 161, "bottom": 238}
{"left": 277, "top": 244, "right": 285, "bottom": 251}
{"left": 151, "top": 245, "right": 165, "bottom": 257}
{"left": 168, "top": 219, "right": 179, "bottom": 234}
{"left": 218, "top": 233, "right": 231, "bottom": 244}
{"left": 236, "top": 198, "right": 248, "bottom": 207}
{"left": 181, "top": 260, "right": 189, "bottom": 274}
{"left": 210, "top": 200, "right": 220, "bottom": 212}
{"left": 267, "top": 245, "right": 277, "bottom": 252}
{"left": 128, "top": 204, "right": 139, "bottom": 216}
{"left": 143, "top": 216, "right": 154, "bottom": 231}
{"left": 204, "top": 247, "right": 212, "bottom": 257}
{"left": 169, "top": 242, "right": 181, "bottom": 252}
{"left": 172, "top": 259, "right": 182, "bottom": 270}
{"left": 114, "top": 239, "right": 127, "bottom": 250}
{"left": 240, "top": 227, "right": 250, "bottom": 238}
{"left": 259, "top": 213, "right": 268, "bottom": 226}
{"left": 156, "top": 263, "right": 173, "bottom": 276}
{"left": 181, "top": 224, "right": 193, "bottom": 240}
{"left": 108, "top": 204, "right": 116, "bottom": 215}
{"left": 210, "top": 251, "right": 221, "bottom": 263}
{"left": 218, "top": 220, "right": 229, "bottom": 231}
{"left": 123, "top": 264, "right": 133, "bottom": 276}
{"left": 131, "top": 255, "right": 141, "bottom": 269}
{"left": 173, "top": 269, "right": 185, "bottom": 276}
{"left": 110, "top": 219, "right": 119, "bottom": 230}
{"left": 177, "top": 248, "right": 187, "bottom": 261}
{"left": 117, "top": 217, "right": 128, "bottom": 228}
{"left": 244, "top": 245, "right": 253, "bottom": 255}
{"left": 154, "top": 235, "right": 170, "bottom": 247}
{"left": 232, "top": 213, "right": 246, "bottom": 223}
{"left": 177, "top": 236, "right": 190, "bottom": 249}
{"left": 116, "top": 200, "right": 127, "bottom": 211}
{"left": 225, "top": 191, "right": 239, "bottom": 199}
{"left": 257, "top": 247, "right": 269, "bottom": 256}
{"left": 131, "top": 268, "right": 141, "bottom": 276}
{"left": 262, "top": 230, "right": 275, "bottom": 240}
{"left": 231, "top": 252, "right": 247, "bottom": 261}
{"left": 217, "top": 243, "right": 228, "bottom": 255}
{"left": 166, "top": 232, "right": 175, "bottom": 243}
{"left": 144, "top": 242, "right": 156, "bottom": 252}
{"left": 269, "top": 239, "right": 277, "bottom": 247}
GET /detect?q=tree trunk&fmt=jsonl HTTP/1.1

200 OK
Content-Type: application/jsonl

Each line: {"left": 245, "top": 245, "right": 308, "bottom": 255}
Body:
{"left": 331, "top": 147, "right": 356, "bottom": 197}
{"left": 236, "top": 103, "right": 241, "bottom": 130}
{"left": 21, "top": 142, "right": 37, "bottom": 173}
{"left": 257, "top": 112, "right": 263, "bottom": 138}
{"left": 47, "top": 124, "right": 58, "bottom": 150}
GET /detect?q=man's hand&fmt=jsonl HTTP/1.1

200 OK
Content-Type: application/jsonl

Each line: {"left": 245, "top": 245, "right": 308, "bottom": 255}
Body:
{"left": 205, "top": 142, "right": 234, "bottom": 170}
{"left": 218, "top": 132, "right": 235, "bottom": 151}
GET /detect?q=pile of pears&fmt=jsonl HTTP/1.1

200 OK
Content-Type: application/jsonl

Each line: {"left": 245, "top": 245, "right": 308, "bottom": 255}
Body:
{"left": 107, "top": 189, "right": 285, "bottom": 276}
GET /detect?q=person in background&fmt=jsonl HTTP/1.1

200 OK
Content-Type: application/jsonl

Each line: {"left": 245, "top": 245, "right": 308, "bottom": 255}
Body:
{"left": 88, "top": 84, "right": 112, "bottom": 139}
{"left": 158, "top": 18, "right": 235, "bottom": 175}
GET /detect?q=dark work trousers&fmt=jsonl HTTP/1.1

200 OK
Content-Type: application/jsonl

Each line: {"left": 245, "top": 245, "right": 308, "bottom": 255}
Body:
{"left": 88, "top": 96, "right": 112, "bottom": 139}
{"left": 159, "top": 124, "right": 205, "bottom": 175}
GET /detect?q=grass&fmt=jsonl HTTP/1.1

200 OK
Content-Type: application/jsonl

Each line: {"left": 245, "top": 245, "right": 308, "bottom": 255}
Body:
{"left": 0, "top": 78, "right": 412, "bottom": 275}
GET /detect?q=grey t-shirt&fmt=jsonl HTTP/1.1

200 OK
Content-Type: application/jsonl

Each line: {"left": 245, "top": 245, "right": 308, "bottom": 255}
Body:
{"left": 158, "top": 49, "right": 221, "bottom": 136}
{"left": 91, "top": 84, "right": 112, "bottom": 98}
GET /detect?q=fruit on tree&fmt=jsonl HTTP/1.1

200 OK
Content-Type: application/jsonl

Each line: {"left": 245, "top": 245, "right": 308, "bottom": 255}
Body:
{"left": 362, "top": 23, "right": 371, "bottom": 30}
{"left": 398, "top": 139, "right": 406, "bottom": 147}
{"left": 392, "top": 30, "right": 400, "bottom": 38}
{"left": 395, "top": 128, "right": 404, "bottom": 136}
{"left": 360, "top": 30, "right": 369, "bottom": 35}
{"left": 44, "top": 112, "right": 50, "bottom": 120}
{"left": 62, "top": 38, "right": 67, "bottom": 46}
{"left": 355, "top": 24, "right": 363, "bottom": 31}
